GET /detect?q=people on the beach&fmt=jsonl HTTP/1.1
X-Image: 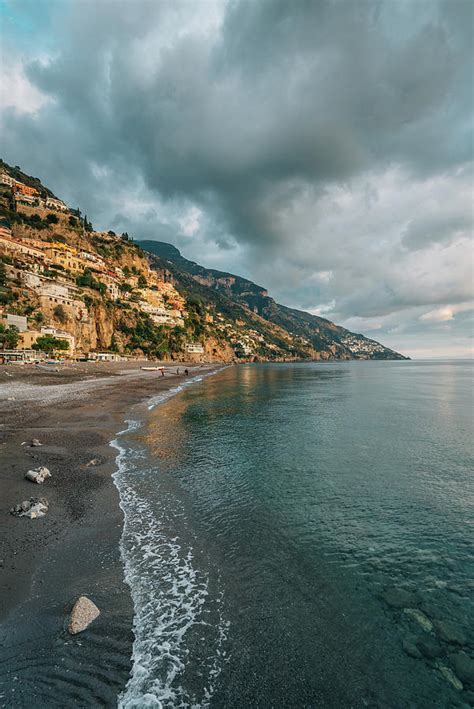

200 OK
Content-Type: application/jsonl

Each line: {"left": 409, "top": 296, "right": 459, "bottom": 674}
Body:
{"left": 184, "top": 369, "right": 189, "bottom": 376}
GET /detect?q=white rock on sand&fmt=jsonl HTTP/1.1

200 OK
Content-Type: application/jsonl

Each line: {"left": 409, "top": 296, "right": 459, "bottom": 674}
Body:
{"left": 10, "top": 497, "right": 49, "bottom": 519}
{"left": 25, "top": 466, "right": 51, "bottom": 484}
{"left": 68, "top": 596, "right": 101, "bottom": 635}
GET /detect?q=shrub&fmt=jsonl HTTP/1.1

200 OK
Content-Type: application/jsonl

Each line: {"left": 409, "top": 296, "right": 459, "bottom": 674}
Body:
{"left": 32, "top": 335, "right": 69, "bottom": 354}
{"left": 46, "top": 213, "right": 59, "bottom": 224}
{"left": 0, "top": 324, "right": 19, "bottom": 349}
{"left": 53, "top": 304, "right": 68, "bottom": 323}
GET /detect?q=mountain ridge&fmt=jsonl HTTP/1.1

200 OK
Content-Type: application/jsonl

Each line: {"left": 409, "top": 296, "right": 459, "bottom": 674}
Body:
{"left": 0, "top": 158, "right": 408, "bottom": 361}
{"left": 138, "top": 239, "right": 408, "bottom": 361}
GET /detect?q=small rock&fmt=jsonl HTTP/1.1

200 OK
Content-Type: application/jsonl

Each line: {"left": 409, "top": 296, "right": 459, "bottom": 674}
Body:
{"left": 417, "top": 636, "right": 443, "bottom": 659}
{"left": 404, "top": 608, "right": 433, "bottom": 632}
{"left": 434, "top": 620, "right": 467, "bottom": 646}
{"left": 68, "top": 596, "right": 100, "bottom": 635}
{"left": 31, "top": 439, "right": 42, "bottom": 447}
{"left": 25, "top": 466, "right": 51, "bottom": 484}
{"left": 437, "top": 663, "right": 463, "bottom": 691}
{"left": 10, "top": 497, "right": 49, "bottom": 519}
{"left": 383, "top": 587, "right": 418, "bottom": 608}
{"left": 7, "top": 397, "right": 15, "bottom": 401}
{"left": 402, "top": 639, "right": 422, "bottom": 659}
{"left": 450, "top": 652, "right": 474, "bottom": 686}
{"left": 86, "top": 458, "right": 100, "bottom": 467}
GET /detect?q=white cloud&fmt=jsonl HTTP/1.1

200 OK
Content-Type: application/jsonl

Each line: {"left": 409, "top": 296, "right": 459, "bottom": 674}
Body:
{"left": 420, "top": 302, "right": 474, "bottom": 322}
{"left": 0, "top": 55, "right": 50, "bottom": 115}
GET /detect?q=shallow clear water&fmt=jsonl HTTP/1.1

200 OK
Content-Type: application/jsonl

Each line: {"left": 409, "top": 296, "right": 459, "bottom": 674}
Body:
{"left": 115, "top": 361, "right": 474, "bottom": 708}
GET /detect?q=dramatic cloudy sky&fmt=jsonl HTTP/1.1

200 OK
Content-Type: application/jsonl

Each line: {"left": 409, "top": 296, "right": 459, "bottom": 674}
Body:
{"left": 1, "top": 0, "right": 472, "bottom": 357}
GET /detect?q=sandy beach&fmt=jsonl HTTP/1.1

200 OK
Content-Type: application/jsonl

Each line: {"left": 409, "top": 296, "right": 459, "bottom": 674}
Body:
{"left": 0, "top": 361, "right": 223, "bottom": 706}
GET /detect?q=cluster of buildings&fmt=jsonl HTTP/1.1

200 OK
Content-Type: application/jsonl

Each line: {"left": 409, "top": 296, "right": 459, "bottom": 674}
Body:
{"left": 1, "top": 312, "right": 75, "bottom": 357}
{"left": 0, "top": 223, "right": 188, "bottom": 361}
{"left": 0, "top": 170, "right": 68, "bottom": 210}
{"left": 340, "top": 333, "right": 386, "bottom": 357}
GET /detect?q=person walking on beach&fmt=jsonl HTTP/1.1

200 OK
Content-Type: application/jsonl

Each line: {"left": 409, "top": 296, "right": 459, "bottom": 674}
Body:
{"left": 184, "top": 368, "right": 189, "bottom": 376}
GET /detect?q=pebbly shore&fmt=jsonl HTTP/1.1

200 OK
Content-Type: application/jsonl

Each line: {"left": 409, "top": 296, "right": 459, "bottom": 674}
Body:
{"left": 0, "top": 360, "right": 223, "bottom": 706}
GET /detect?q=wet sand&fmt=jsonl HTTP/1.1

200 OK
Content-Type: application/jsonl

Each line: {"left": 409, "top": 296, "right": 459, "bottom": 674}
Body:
{"left": 0, "top": 361, "right": 223, "bottom": 706}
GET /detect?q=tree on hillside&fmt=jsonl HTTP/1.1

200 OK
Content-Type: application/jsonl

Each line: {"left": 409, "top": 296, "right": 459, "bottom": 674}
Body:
{"left": 32, "top": 336, "right": 69, "bottom": 354}
{"left": 0, "top": 262, "right": 6, "bottom": 287}
{"left": 68, "top": 216, "right": 78, "bottom": 227}
{"left": 0, "top": 324, "right": 19, "bottom": 350}
{"left": 53, "top": 304, "right": 68, "bottom": 324}
{"left": 46, "top": 213, "right": 59, "bottom": 224}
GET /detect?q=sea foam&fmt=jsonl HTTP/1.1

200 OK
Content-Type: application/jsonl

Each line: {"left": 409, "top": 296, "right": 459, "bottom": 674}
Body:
{"left": 111, "top": 372, "right": 228, "bottom": 707}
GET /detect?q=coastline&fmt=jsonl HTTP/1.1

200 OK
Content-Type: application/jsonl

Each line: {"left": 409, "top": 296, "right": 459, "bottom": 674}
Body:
{"left": 0, "top": 361, "right": 224, "bottom": 706}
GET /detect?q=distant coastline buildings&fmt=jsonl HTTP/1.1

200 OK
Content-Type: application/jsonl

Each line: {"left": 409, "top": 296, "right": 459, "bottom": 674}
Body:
{"left": 0, "top": 170, "right": 68, "bottom": 211}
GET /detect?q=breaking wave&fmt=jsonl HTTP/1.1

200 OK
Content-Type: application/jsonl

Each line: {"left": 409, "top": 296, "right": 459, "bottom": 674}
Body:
{"left": 112, "top": 381, "right": 228, "bottom": 707}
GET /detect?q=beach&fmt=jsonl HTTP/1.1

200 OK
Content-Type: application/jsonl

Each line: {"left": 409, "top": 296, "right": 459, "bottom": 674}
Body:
{"left": 0, "top": 361, "right": 223, "bottom": 706}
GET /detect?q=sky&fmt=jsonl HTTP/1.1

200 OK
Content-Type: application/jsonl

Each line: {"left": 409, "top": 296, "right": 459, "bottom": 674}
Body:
{"left": 0, "top": 0, "right": 472, "bottom": 358}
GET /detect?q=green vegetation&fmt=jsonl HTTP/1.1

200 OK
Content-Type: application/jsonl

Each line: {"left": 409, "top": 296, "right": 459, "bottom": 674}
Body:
{"left": 83, "top": 215, "right": 93, "bottom": 232}
{"left": 0, "top": 324, "right": 19, "bottom": 350}
{"left": 46, "top": 213, "right": 59, "bottom": 225}
{"left": 118, "top": 315, "right": 169, "bottom": 357}
{"left": 32, "top": 335, "right": 69, "bottom": 354}
{"left": 0, "top": 286, "right": 14, "bottom": 305}
{"left": 76, "top": 269, "right": 107, "bottom": 295}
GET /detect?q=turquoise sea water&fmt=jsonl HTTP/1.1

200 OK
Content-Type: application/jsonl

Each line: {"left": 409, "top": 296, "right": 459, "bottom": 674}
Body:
{"left": 115, "top": 361, "right": 474, "bottom": 707}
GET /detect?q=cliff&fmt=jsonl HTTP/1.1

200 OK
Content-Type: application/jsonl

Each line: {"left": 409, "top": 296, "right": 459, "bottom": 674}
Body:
{"left": 0, "top": 160, "right": 408, "bottom": 362}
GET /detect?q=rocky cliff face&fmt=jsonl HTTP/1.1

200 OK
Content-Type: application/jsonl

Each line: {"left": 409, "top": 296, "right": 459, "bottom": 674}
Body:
{"left": 0, "top": 159, "right": 408, "bottom": 362}
{"left": 138, "top": 240, "right": 408, "bottom": 361}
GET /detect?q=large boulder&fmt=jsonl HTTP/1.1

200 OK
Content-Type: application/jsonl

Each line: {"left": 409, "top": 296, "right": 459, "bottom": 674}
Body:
{"left": 450, "top": 652, "right": 474, "bottom": 686}
{"left": 68, "top": 596, "right": 100, "bottom": 635}
{"left": 25, "top": 466, "right": 51, "bottom": 484}
{"left": 382, "top": 587, "right": 417, "bottom": 608}
{"left": 10, "top": 497, "right": 49, "bottom": 519}
{"left": 434, "top": 620, "right": 467, "bottom": 646}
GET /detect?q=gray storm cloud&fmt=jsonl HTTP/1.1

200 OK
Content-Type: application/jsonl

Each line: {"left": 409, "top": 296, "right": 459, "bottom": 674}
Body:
{"left": 1, "top": 0, "right": 472, "bottom": 356}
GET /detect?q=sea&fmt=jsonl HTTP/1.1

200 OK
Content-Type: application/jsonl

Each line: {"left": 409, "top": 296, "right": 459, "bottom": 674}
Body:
{"left": 113, "top": 360, "right": 474, "bottom": 708}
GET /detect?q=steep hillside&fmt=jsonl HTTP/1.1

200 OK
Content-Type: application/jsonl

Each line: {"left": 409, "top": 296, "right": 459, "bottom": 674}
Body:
{"left": 0, "top": 159, "right": 407, "bottom": 362}
{"left": 138, "top": 240, "right": 407, "bottom": 360}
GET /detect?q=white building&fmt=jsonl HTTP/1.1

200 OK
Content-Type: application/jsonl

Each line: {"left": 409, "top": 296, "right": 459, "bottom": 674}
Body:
{"left": 0, "top": 171, "right": 15, "bottom": 187}
{"left": 4, "top": 313, "right": 28, "bottom": 331}
{"left": 15, "top": 193, "right": 37, "bottom": 205}
{"left": 45, "top": 197, "right": 68, "bottom": 211}
{"left": 185, "top": 343, "right": 204, "bottom": 354}
{"left": 40, "top": 326, "right": 75, "bottom": 352}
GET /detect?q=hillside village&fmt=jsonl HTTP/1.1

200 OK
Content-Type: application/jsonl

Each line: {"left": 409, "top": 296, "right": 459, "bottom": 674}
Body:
{"left": 0, "top": 161, "right": 407, "bottom": 363}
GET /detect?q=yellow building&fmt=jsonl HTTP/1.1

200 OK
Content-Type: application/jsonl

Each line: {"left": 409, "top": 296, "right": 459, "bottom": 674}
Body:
{"left": 43, "top": 243, "right": 85, "bottom": 272}
{"left": 0, "top": 234, "right": 45, "bottom": 260}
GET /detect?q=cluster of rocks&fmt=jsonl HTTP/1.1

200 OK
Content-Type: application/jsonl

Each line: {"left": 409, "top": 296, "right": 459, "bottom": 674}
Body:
{"left": 10, "top": 497, "right": 49, "bottom": 519}
{"left": 10, "top": 441, "right": 51, "bottom": 518}
{"left": 383, "top": 586, "right": 474, "bottom": 695}
{"left": 25, "top": 466, "right": 51, "bottom": 484}
{"left": 7, "top": 438, "right": 102, "bottom": 636}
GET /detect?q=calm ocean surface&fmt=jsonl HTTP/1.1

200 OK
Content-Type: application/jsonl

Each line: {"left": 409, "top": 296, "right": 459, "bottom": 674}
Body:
{"left": 115, "top": 360, "right": 474, "bottom": 708}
